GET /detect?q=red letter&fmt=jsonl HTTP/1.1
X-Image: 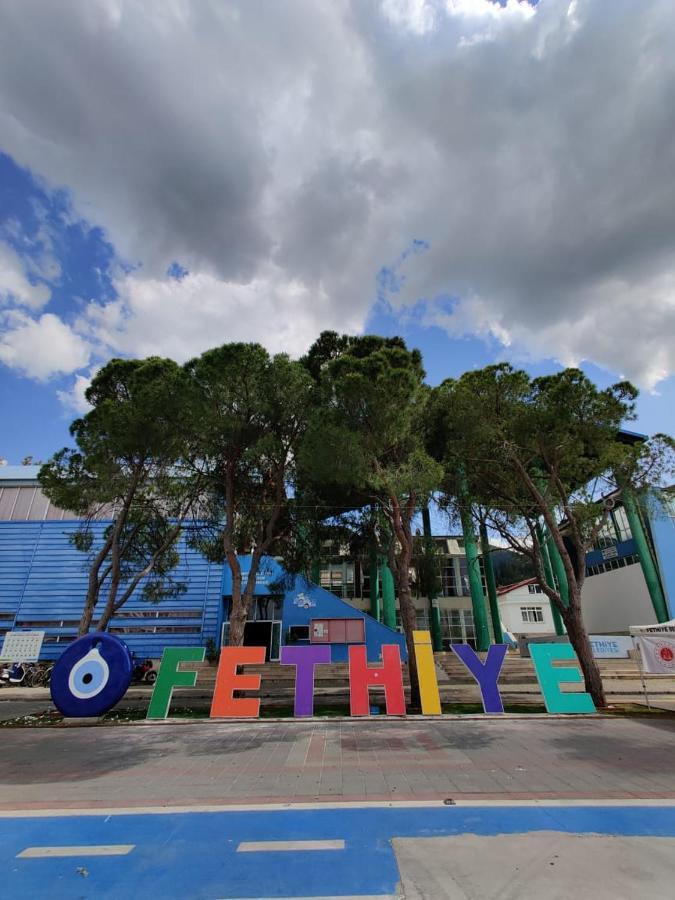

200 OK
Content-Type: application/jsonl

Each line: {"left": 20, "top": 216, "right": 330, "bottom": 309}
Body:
{"left": 210, "top": 646, "right": 266, "bottom": 718}
{"left": 348, "top": 645, "right": 405, "bottom": 716}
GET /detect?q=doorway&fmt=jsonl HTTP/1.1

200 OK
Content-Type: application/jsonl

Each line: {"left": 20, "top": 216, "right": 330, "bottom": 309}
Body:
{"left": 241, "top": 620, "right": 281, "bottom": 662}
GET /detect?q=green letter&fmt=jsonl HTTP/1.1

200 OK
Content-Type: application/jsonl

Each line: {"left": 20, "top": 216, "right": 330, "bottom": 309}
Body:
{"left": 147, "top": 647, "right": 205, "bottom": 719}
{"left": 530, "top": 643, "right": 596, "bottom": 714}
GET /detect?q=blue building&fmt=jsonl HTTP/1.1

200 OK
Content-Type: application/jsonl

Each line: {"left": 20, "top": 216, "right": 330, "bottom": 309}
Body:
{"left": 0, "top": 466, "right": 405, "bottom": 662}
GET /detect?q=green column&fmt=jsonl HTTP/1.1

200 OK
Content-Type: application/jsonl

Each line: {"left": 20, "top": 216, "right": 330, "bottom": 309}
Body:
{"left": 479, "top": 523, "right": 503, "bottom": 643}
{"left": 422, "top": 507, "right": 443, "bottom": 652}
{"left": 380, "top": 560, "right": 397, "bottom": 630}
{"left": 458, "top": 476, "right": 490, "bottom": 651}
{"left": 546, "top": 529, "right": 570, "bottom": 608}
{"left": 369, "top": 547, "right": 381, "bottom": 622}
{"left": 536, "top": 523, "right": 565, "bottom": 636}
{"left": 311, "top": 559, "right": 321, "bottom": 585}
{"left": 623, "top": 491, "right": 669, "bottom": 623}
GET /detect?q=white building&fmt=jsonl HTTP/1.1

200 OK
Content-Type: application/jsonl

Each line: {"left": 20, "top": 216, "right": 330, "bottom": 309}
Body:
{"left": 497, "top": 578, "right": 557, "bottom": 637}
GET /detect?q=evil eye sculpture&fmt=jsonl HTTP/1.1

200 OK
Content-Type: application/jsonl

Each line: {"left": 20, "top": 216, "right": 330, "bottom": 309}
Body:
{"left": 50, "top": 632, "right": 133, "bottom": 717}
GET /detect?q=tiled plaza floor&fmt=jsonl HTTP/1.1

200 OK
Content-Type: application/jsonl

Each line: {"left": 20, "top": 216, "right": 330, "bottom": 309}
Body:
{"left": 1, "top": 716, "right": 674, "bottom": 810}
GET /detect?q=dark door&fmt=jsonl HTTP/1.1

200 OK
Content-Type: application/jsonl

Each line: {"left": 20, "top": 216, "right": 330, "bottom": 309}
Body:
{"left": 243, "top": 621, "right": 273, "bottom": 661}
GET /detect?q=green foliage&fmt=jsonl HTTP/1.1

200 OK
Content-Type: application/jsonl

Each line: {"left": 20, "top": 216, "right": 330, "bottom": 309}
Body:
{"left": 38, "top": 356, "right": 197, "bottom": 630}
{"left": 427, "top": 363, "right": 658, "bottom": 560}
{"left": 492, "top": 550, "right": 535, "bottom": 587}
{"left": 183, "top": 342, "right": 315, "bottom": 641}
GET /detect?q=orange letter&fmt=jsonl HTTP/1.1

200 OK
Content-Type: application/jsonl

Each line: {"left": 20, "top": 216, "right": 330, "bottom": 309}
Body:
{"left": 210, "top": 646, "right": 266, "bottom": 718}
{"left": 348, "top": 644, "right": 405, "bottom": 716}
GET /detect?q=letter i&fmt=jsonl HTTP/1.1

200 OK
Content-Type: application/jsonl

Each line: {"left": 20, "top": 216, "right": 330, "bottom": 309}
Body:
{"left": 413, "top": 631, "right": 441, "bottom": 715}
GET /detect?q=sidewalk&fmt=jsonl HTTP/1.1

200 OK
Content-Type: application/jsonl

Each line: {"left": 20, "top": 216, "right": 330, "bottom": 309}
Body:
{"left": 1, "top": 716, "right": 674, "bottom": 811}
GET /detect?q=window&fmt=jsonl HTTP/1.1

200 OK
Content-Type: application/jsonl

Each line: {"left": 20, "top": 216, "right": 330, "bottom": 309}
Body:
{"left": 612, "top": 506, "right": 632, "bottom": 542}
{"left": 114, "top": 609, "right": 202, "bottom": 619}
{"left": 310, "top": 617, "right": 365, "bottom": 644}
{"left": 458, "top": 558, "right": 469, "bottom": 595}
{"left": 521, "top": 606, "right": 544, "bottom": 623}
{"left": 440, "top": 560, "right": 457, "bottom": 597}
{"left": 586, "top": 554, "right": 639, "bottom": 577}
{"left": 527, "top": 584, "right": 543, "bottom": 594}
{"left": 319, "top": 561, "right": 355, "bottom": 599}
{"left": 109, "top": 625, "right": 201, "bottom": 635}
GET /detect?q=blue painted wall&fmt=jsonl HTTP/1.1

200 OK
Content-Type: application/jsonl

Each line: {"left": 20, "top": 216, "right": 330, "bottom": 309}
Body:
{"left": 647, "top": 495, "right": 675, "bottom": 619}
{"left": 220, "top": 554, "right": 406, "bottom": 660}
{"left": 0, "top": 525, "right": 406, "bottom": 663}
{"left": 0, "top": 521, "right": 222, "bottom": 660}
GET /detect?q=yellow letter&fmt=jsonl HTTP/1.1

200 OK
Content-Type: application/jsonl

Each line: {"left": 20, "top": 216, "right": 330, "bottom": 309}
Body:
{"left": 413, "top": 630, "right": 441, "bottom": 715}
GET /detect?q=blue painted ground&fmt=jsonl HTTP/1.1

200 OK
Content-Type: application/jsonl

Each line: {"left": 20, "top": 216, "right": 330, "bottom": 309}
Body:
{"left": 2, "top": 805, "right": 675, "bottom": 898}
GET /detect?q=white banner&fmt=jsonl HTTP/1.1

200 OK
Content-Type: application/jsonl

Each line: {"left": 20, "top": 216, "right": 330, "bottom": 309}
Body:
{"left": 637, "top": 635, "right": 675, "bottom": 674}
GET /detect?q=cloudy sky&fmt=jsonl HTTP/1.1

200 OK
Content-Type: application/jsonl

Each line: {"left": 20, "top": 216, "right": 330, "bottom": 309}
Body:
{"left": 1, "top": 0, "right": 675, "bottom": 462}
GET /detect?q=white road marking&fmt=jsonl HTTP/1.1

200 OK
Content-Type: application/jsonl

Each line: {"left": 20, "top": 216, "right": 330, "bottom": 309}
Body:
{"left": 17, "top": 844, "right": 135, "bottom": 858}
{"left": 2, "top": 798, "right": 675, "bottom": 817}
{"left": 237, "top": 839, "right": 345, "bottom": 852}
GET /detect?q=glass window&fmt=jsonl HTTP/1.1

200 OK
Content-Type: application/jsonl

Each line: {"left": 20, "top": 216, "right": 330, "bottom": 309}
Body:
{"left": 440, "top": 560, "right": 457, "bottom": 596}
{"left": 613, "top": 506, "right": 632, "bottom": 542}
{"left": 521, "top": 606, "right": 544, "bottom": 623}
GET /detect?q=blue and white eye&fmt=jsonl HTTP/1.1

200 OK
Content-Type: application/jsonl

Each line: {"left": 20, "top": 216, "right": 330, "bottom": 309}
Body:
{"left": 50, "top": 633, "right": 132, "bottom": 718}
{"left": 68, "top": 647, "right": 110, "bottom": 699}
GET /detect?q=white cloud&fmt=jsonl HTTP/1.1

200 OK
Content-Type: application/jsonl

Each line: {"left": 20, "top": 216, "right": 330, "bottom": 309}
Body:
{"left": 56, "top": 369, "right": 96, "bottom": 416}
{"left": 80, "top": 267, "right": 365, "bottom": 363}
{"left": 0, "top": 312, "right": 90, "bottom": 380}
{"left": 0, "top": 0, "right": 674, "bottom": 386}
{"left": 0, "top": 240, "right": 51, "bottom": 309}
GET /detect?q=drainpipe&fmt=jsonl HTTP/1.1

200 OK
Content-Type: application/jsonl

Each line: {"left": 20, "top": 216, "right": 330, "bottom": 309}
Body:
{"left": 422, "top": 506, "right": 443, "bottom": 651}
{"left": 623, "top": 491, "right": 669, "bottom": 623}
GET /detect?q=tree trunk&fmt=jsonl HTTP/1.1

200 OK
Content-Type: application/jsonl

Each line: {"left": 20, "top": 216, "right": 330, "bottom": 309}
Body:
{"left": 390, "top": 496, "right": 422, "bottom": 711}
{"left": 226, "top": 550, "right": 246, "bottom": 646}
{"left": 78, "top": 531, "right": 114, "bottom": 635}
{"left": 397, "top": 576, "right": 421, "bottom": 711}
{"left": 78, "top": 597, "right": 97, "bottom": 635}
{"left": 562, "top": 600, "right": 606, "bottom": 708}
{"left": 229, "top": 546, "right": 266, "bottom": 647}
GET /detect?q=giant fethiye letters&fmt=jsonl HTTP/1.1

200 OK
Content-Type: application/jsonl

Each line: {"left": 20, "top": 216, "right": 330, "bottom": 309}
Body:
{"left": 146, "top": 631, "right": 597, "bottom": 719}
{"left": 50, "top": 630, "right": 596, "bottom": 718}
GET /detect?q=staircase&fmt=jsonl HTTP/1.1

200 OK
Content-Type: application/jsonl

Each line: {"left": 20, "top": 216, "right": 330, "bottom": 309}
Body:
{"left": 124, "top": 653, "right": 675, "bottom": 713}
{"left": 434, "top": 652, "right": 675, "bottom": 705}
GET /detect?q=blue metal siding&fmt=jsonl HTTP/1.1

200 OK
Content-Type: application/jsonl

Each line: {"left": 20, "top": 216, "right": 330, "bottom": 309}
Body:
{"left": 0, "top": 520, "right": 222, "bottom": 660}
{"left": 585, "top": 538, "right": 637, "bottom": 568}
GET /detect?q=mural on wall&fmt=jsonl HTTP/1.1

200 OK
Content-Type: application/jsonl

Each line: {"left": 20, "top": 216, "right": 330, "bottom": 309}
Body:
{"left": 50, "top": 630, "right": 597, "bottom": 719}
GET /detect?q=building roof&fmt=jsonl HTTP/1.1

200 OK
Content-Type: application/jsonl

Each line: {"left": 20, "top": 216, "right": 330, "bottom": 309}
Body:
{"left": 496, "top": 577, "right": 537, "bottom": 596}
{"left": 0, "top": 465, "right": 41, "bottom": 484}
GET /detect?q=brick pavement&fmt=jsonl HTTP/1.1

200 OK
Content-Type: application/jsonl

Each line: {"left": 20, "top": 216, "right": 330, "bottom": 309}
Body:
{"left": 1, "top": 717, "right": 674, "bottom": 811}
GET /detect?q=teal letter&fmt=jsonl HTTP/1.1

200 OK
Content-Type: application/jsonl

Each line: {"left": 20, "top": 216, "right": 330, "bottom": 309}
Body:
{"left": 530, "top": 643, "right": 596, "bottom": 714}
{"left": 147, "top": 647, "right": 205, "bottom": 719}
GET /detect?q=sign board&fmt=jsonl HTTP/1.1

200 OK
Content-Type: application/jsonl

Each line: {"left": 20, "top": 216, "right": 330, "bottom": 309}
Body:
{"left": 588, "top": 635, "right": 632, "bottom": 658}
{"left": 0, "top": 630, "right": 45, "bottom": 662}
